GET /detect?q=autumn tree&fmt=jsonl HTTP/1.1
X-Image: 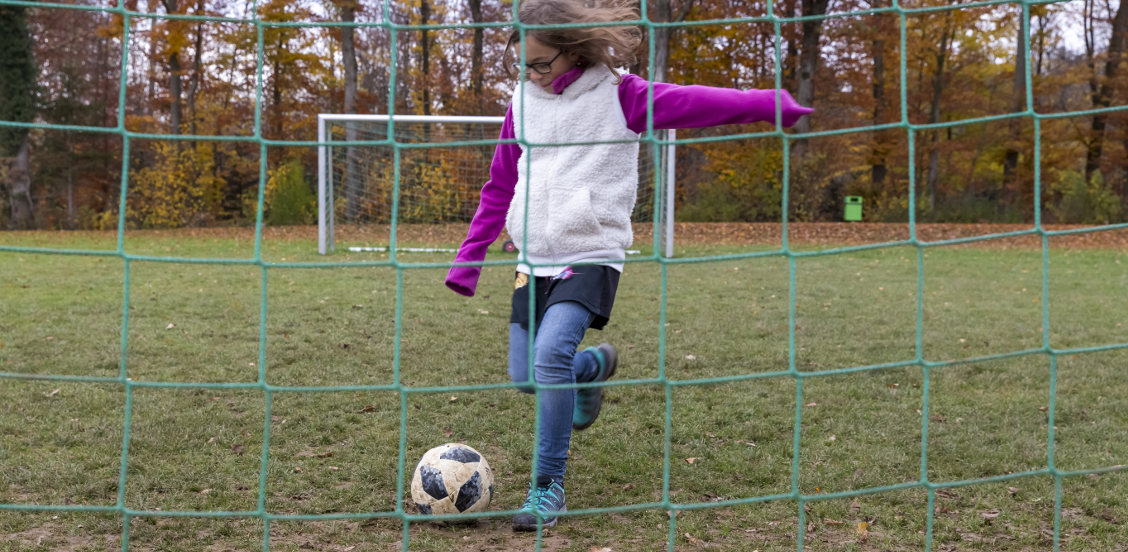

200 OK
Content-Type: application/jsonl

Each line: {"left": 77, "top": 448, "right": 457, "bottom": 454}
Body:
{"left": 0, "top": 3, "right": 38, "bottom": 229}
{"left": 1084, "top": 0, "right": 1128, "bottom": 181}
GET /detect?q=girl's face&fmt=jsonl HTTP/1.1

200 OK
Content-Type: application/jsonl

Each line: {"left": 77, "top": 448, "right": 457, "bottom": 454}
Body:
{"left": 517, "top": 36, "right": 581, "bottom": 93}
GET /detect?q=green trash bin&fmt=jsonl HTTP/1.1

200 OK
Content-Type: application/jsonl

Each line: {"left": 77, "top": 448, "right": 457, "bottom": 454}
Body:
{"left": 844, "top": 196, "right": 863, "bottom": 222}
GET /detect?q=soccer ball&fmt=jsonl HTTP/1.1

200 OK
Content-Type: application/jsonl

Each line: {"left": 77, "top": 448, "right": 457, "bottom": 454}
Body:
{"left": 410, "top": 443, "right": 494, "bottom": 520}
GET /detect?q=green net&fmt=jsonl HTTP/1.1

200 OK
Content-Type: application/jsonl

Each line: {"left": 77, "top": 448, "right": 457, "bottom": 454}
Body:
{"left": 2, "top": 0, "right": 1128, "bottom": 551}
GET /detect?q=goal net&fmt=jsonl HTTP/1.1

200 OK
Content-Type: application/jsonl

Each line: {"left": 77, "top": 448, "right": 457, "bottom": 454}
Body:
{"left": 317, "top": 114, "right": 675, "bottom": 254}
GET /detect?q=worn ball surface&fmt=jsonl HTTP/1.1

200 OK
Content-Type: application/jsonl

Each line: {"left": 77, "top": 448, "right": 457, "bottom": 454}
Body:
{"left": 410, "top": 443, "right": 494, "bottom": 520}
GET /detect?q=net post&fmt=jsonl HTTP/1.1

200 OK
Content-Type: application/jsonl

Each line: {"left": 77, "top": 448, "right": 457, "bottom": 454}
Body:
{"left": 665, "top": 129, "right": 676, "bottom": 258}
{"left": 328, "top": 124, "right": 335, "bottom": 252}
{"left": 318, "top": 115, "right": 328, "bottom": 255}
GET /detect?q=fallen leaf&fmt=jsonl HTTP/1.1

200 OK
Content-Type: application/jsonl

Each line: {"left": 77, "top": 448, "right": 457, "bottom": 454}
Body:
{"left": 1039, "top": 406, "right": 1049, "bottom": 412}
{"left": 849, "top": 498, "right": 860, "bottom": 512}
{"left": 45, "top": 388, "right": 61, "bottom": 397}
{"left": 293, "top": 467, "right": 303, "bottom": 473}
{"left": 827, "top": 435, "right": 836, "bottom": 441}
{"left": 166, "top": 323, "right": 176, "bottom": 329}
{"left": 853, "top": 469, "right": 863, "bottom": 480}
{"left": 231, "top": 443, "right": 245, "bottom": 455}
{"left": 1008, "top": 487, "right": 1019, "bottom": 497}
{"left": 328, "top": 466, "right": 340, "bottom": 471}
{"left": 590, "top": 548, "right": 613, "bottom": 552}
{"left": 358, "top": 405, "right": 375, "bottom": 413}
{"left": 449, "top": 396, "right": 458, "bottom": 402}
{"left": 622, "top": 483, "right": 636, "bottom": 491}
{"left": 686, "top": 355, "right": 696, "bottom": 360}
{"left": 805, "top": 402, "right": 817, "bottom": 407}
{"left": 200, "top": 489, "right": 212, "bottom": 494}
{"left": 980, "top": 509, "right": 1000, "bottom": 522}
{"left": 685, "top": 457, "right": 699, "bottom": 464}
{"left": 856, "top": 521, "right": 869, "bottom": 539}
{"left": 477, "top": 309, "right": 489, "bottom": 314}
{"left": 684, "top": 533, "right": 702, "bottom": 545}
{"left": 317, "top": 452, "right": 333, "bottom": 458}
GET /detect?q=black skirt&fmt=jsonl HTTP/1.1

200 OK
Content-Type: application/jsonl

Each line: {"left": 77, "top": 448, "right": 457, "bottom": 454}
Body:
{"left": 510, "top": 265, "right": 621, "bottom": 331}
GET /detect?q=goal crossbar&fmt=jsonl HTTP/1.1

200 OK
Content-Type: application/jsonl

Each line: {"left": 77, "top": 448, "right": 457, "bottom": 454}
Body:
{"left": 317, "top": 113, "right": 676, "bottom": 256}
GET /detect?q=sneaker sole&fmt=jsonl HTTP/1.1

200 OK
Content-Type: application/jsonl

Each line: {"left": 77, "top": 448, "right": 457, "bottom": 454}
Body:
{"left": 512, "top": 506, "right": 566, "bottom": 531}
{"left": 572, "top": 389, "right": 602, "bottom": 431}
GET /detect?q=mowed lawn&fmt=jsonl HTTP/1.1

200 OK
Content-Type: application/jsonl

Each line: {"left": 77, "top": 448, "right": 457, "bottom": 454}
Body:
{"left": 1, "top": 229, "right": 1127, "bottom": 552}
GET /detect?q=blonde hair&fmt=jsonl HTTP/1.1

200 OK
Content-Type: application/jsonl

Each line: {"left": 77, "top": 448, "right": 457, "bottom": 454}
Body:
{"left": 504, "top": 0, "right": 643, "bottom": 84}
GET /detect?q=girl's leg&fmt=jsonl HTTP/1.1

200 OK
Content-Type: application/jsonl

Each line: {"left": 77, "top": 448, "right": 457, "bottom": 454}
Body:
{"left": 509, "top": 321, "right": 600, "bottom": 394}
{"left": 508, "top": 322, "right": 535, "bottom": 394}
{"left": 529, "top": 301, "right": 595, "bottom": 479}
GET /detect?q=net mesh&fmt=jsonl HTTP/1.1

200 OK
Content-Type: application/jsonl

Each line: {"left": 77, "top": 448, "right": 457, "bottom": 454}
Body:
{"left": 1, "top": 1, "right": 1128, "bottom": 552}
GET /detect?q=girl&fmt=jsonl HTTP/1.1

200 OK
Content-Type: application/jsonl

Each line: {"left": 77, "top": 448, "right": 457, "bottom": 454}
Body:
{"left": 445, "top": 0, "right": 812, "bottom": 531}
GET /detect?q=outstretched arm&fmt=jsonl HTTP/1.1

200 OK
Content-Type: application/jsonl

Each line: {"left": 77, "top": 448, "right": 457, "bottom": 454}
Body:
{"left": 445, "top": 105, "right": 521, "bottom": 297}
{"left": 618, "top": 74, "right": 813, "bottom": 134}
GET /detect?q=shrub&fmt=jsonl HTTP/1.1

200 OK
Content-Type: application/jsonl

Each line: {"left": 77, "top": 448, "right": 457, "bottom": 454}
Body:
{"left": 1048, "top": 170, "right": 1123, "bottom": 225}
{"left": 266, "top": 159, "right": 315, "bottom": 226}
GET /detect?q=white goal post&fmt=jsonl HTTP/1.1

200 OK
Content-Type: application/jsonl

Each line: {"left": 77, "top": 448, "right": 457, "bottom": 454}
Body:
{"left": 317, "top": 113, "right": 676, "bottom": 257}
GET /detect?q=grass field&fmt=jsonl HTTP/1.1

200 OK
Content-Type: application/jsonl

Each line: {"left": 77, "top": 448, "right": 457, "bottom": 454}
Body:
{"left": 1, "top": 228, "right": 1127, "bottom": 552}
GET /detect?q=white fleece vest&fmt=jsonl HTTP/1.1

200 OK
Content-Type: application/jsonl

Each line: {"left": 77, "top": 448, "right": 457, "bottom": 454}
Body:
{"left": 505, "top": 65, "right": 641, "bottom": 259}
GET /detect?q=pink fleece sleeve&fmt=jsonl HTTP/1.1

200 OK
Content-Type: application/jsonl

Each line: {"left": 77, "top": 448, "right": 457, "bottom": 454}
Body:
{"left": 445, "top": 105, "right": 521, "bottom": 297}
{"left": 617, "top": 74, "right": 813, "bottom": 133}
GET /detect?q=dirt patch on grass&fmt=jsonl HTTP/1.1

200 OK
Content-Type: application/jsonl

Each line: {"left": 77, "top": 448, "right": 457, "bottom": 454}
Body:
{"left": 0, "top": 522, "right": 117, "bottom": 551}
{"left": 5, "top": 222, "right": 1128, "bottom": 249}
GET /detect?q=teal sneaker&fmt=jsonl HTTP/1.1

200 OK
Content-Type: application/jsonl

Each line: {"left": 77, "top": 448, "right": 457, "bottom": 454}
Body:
{"left": 572, "top": 343, "right": 618, "bottom": 431}
{"left": 512, "top": 475, "right": 566, "bottom": 531}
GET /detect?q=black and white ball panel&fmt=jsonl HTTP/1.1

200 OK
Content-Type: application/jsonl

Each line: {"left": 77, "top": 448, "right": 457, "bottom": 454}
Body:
{"left": 410, "top": 443, "right": 494, "bottom": 517}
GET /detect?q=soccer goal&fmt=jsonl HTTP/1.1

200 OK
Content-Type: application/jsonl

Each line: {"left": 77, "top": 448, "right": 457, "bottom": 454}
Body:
{"left": 317, "top": 114, "right": 677, "bottom": 256}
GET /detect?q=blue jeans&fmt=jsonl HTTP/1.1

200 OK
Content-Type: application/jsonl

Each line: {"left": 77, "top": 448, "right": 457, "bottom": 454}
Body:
{"left": 509, "top": 301, "right": 600, "bottom": 479}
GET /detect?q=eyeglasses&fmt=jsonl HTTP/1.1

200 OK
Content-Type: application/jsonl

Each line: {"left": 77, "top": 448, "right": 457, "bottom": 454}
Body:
{"left": 512, "top": 50, "right": 563, "bottom": 75}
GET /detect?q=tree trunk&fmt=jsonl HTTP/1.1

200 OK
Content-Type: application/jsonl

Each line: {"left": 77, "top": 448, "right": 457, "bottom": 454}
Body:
{"left": 871, "top": 0, "right": 887, "bottom": 188}
{"left": 1035, "top": 10, "right": 1047, "bottom": 77}
{"left": 1003, "top": 11, "right": 1027, "bottom": 186}
{"left": 1087, "top": 2, "right": 1128, "bottom": 181}
{"left": 67, "top": 159, "right": 75, "bottom": 230}
{"left": 273, "top": 31, "right": 284, "bottom": 139}
{"left": 187, "top": 2, "right": 204, "bottom": 144}
{"left": 785, "top": 0, "right": 798, "bottom": 88}
{"left": 420, "top": 0, "right": 431, "bottom": 117}
{"left": 342, "top": 1, "right": 360, "bottom": 222}
{"left": 8, "top": 137, "right": 34, "bottom": 229}
{"left": 164, "top": 0, "right": 183, "bottom": 135}
{"left": 926, "top": 26, "right": 951, "bottom": 217}
{"left": 469, "top": 0, "right": 484, "bottom": 108}
{"left": 653, "top": 0, "right": 671, "bottom": 84}
{"left": 650, "top": 0, "right": 695, "bottom": 85}
{"left": 146, "top": 21, "right": 158, "bottom": 118}
{"left": 792, "top": 0, "right": 829, "bottom": 157}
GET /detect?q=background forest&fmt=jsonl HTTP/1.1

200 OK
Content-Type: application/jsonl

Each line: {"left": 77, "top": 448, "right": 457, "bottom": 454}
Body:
{"left": 1, "top": 0, "right": 1127, "bottom": 230}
